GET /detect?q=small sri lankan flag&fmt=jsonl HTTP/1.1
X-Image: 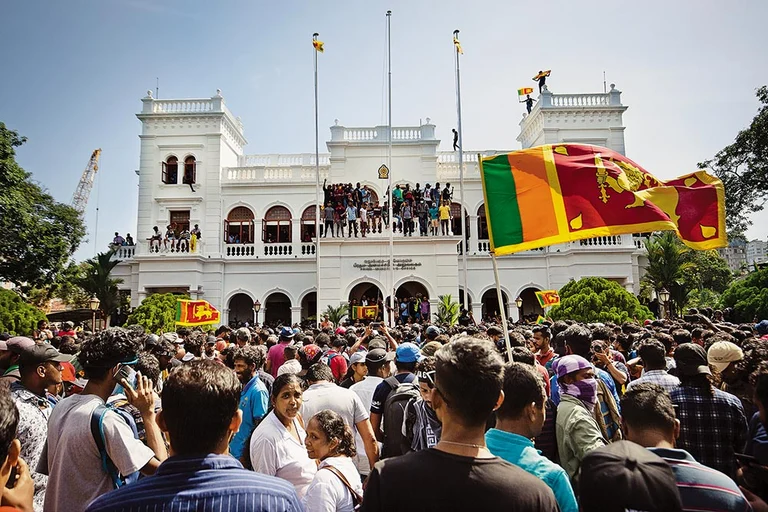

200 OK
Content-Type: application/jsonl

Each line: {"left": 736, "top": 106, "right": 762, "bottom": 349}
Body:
{"left": 518, "top": 87, "right": 534, "bottom": 96}
{"left": 313, "top": 39, "right": 324, "bottom": 53}
{"left": 478, "top": 144, "right": 726, "bottom": 255}
{"left": 176, "top": 299, "right": 221, "bottom": 326}
{"left": 453, "top": 36, "right": 463, "bottom": 54}
{"left": 535, "top": 290, "right": 561, "bottom": 308}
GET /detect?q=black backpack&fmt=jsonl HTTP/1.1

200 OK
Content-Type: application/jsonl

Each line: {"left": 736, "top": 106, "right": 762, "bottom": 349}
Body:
{"left": 381, "top": 376, "right": 421, "bottom": 459}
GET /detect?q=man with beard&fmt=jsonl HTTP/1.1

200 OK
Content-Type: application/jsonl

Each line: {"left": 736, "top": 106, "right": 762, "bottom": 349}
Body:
{"left": 229, "top": 346, "right": 269, "bottom": 462}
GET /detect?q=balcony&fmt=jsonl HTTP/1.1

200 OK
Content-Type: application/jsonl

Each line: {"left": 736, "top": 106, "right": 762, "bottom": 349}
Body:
{"left": 223, "top": 241, "right": 318, "bottom": 260}
{"left": 329, "top": 123, "right": 436, "bottom": 143}
{"left": 223, "top": 153, "right": 330, "bottom": 185}
{"left": 469, "top": 234, "right": 642, "bottom": 257}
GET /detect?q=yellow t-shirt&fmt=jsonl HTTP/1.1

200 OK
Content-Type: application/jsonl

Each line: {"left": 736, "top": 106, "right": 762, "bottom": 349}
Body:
{"left": 439, "top": 205, "right": 450, "bottom": 220}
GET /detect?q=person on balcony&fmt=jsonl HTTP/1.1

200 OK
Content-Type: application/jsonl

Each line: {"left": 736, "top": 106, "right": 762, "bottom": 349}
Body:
{"left": 359, "top": 203, "right": 368, "bottom": 238}
{"left": 111, "top": 232, "right": 125, "bottom": 249}
{"left": 371, "top": 201, "right": 382, "bottom": 234}
{"left": 323, "top": 202, "right": 335, "bottom": 238}
{"left": 334, "top": 203, "right": 346, "bottom": 238}
{"left": 345, "top": 204, "right": 359, "bottom": 238}
{"left": 429, "top": 202, "right": 439, "bottom": 236}
{"left": 452, "top": 128, "right": 460, "bottom": 151}
{"left": 401, "top": 201, "right": 414, "bottom": 237}
{"left": 178, "top": 228, "right": 191, "bottom": 252}
{"left": 439, "top": 201, "right": 451, "bottom": 236}
{"left": 164, "top": 224, "right": 176, "bottom": 251}
{"left": 149, "top": 226, "right": 162, "bottom": 252}
{"left": 125, "top": 233, "right": 134, "bottom": 246}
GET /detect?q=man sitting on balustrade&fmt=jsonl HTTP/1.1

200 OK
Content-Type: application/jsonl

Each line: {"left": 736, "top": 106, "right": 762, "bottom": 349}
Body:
{"left": 149, "top": 226, "right": 162, "bottom": 252}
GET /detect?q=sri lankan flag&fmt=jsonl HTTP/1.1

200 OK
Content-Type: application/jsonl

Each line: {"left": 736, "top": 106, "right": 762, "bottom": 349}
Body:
{"left": 479, "top": 144, "right": 726, "bottom": 255}
{"left": 352, "top": 306, "right": 378, "bottom": 320}
{"left": 535, "top": 290, "right": 561, "bottom": 308}
{"left": 176, "top": 299, "right": 221, "bottom": 326}
{"left": 518, "top": 87, "right": 534, "bottom": 96}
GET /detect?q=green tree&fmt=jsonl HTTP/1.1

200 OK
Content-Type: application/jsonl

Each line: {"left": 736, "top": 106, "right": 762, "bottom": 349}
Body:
{"left": 77, "top": 251, "right": 123, "bottom": 327}
{"left": 322, "top": 303, "right": 349, "bottom": 326}
{"left": 434, "top": 294, "right": 460, "bottom": 326}
{"left": 699, "top": 86, "right": 768, "bottom": 237}
{"left": 641, "top": 232, "right": 696, "bottom": 316}
{"left": 24, "top": 261, "right": 92, "bottom": 310}
{"left": 549, "top": 277, "right": 653, "bottom": 324}
{"left": 0, "top": 123, "right": 86, "bottom": 291}
{"left": 126, "top": 293, "right": 183, "bottom": 334}
{"left": 720, "top": 268, "right": 768, "bottom": 322}
{"left": 686, "top": 288, "right": 721, "bottom": 310}
{"left": 685, "top": 250, "right": 732, "bottom": 293}
{"left": 0, "top": 288, "right": 47, "bottom": 335}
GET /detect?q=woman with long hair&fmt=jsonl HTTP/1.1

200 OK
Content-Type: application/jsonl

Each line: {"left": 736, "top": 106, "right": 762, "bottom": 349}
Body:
{"left": 303, "top": 409, "right": 363, "bottom": 512}
{"left": 250, "top": 373, "right": 316, "bottom": 498}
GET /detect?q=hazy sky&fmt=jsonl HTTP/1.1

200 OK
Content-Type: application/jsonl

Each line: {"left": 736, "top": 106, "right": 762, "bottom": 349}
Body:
{"left": 2, "top": 0, "right": 767, "bottom": 261}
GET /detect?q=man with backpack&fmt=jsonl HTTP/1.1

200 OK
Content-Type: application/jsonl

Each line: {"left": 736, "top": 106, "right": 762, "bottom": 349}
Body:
{"left": 38, "top": 328, "right": 167, "bottom": 512}
{"left": 369, "top": 343, "right": 423, "bottom": 459}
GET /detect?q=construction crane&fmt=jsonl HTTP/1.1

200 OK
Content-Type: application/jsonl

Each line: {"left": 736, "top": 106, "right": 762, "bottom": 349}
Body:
{"left": 71, "top": 149, "right": 101, "bottom": 215}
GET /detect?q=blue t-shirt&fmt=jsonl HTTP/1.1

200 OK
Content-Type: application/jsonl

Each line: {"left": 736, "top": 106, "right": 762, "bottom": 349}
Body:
{"left": 486, "top": 429, "right": 577, "bottom": 512}
{"left": 229, "top": 374, "right": 269, "bottom": 459}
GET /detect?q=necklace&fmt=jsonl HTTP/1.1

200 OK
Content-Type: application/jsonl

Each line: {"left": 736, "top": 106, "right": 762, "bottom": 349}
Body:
{"left": 439, "top": 439, "right": 487, "bottom": 450}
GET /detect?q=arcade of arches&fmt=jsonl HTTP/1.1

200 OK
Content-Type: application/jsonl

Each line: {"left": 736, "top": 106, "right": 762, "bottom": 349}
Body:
{"left": 228, "top": 293, "right": 255, "bottom": 325}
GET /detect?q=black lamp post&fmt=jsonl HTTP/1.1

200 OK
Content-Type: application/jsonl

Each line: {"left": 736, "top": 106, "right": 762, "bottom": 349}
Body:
{"left": 515, "top": 296, "right": 523, "bottom": 323}
{"left": 253, "top": 300, "right": 262, "bottom": 325}
{"left": 89, "top": 296, "right": 100, "bottom": 332}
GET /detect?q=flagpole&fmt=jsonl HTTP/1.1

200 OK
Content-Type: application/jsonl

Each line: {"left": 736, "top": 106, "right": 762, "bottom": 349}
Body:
{"left": 387, "top": 10, "right": 395, "bottom": 328}
{"left": 453, "top": 29, "right": 469, "bottom": 314}
{"left": 313, "top": 33, "right": 321, "bottom": 328}
{"left": 491, "top": 251, "right": 512, "bottom": 359}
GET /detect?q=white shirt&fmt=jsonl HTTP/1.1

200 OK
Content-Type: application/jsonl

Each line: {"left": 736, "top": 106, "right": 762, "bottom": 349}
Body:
{"left": 349, "top": 376, "right": 384, "bottom": 475}
{"left": 250, "top": 410, "right": 317, "bottom": 499}
{"left": 302, "top": 456, "right": 363, "bottom": 512}
{"left": 277, "top": 358, "right": 303, "bottom": 376}
{"left": 301, "top": 382, "right": 370, "bottom": 432}
{"left": 38, "top": 394, "right": 155, "bottom": 512}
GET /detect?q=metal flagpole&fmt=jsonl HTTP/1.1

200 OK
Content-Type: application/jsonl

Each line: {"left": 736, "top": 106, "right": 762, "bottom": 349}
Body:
{"left": 453, "top": 30, "right": 469, "bottom": 313}
{"left": 313, "top": 33, "right": 322, "bottom": 328}
{"left": 491, "top": 251, "right": 512, "bottom": 358}
{"left": 387, "top": 10, "right": 395, "bottom": 328}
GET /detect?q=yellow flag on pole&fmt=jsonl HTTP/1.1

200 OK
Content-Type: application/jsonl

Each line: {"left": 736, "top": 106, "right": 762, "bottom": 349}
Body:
{"left": 453, "top": 36, "right": 463, "bottom": 54}
{"left": 313, "top": 39, "right": 324, "bottom": 53}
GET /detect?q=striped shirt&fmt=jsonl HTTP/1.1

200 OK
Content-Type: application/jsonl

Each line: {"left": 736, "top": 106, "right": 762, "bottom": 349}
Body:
{"left": 85, "top": 454, "right": 303, "bottom": 512}
{"left": 648, "top": 447, "right": 750, "bottom": 512}
{"left": 626, "top": 369, "right": 680, "bottom": 394}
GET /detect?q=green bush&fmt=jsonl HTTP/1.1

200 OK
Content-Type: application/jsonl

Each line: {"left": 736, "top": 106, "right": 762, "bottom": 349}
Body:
{"left": 125, "top": 293, "right": 186, "bottom": 334}
{"left": 0, "top": 288, "right": 47, "bottom": 336}
{"left": 549, "top": 277, "right": 653, "bottom": 324}
{"left": 720, "top": 268, "right": 768, "bottom": 323}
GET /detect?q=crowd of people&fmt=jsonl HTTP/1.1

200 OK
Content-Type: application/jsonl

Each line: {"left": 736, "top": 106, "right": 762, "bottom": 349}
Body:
{"left": 146, "top": 224, "right": 202, "bottom": 253}
{"left": 2, "top": 312, "right": 768, "bottom": 511}
{"left": 320, "top": 180, "right": 457, "bottom": 238}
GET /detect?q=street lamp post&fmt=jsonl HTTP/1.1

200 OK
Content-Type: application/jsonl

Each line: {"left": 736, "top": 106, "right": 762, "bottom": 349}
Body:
{"left": 89, "top": 296, "right": 100, "bottom": 332}
{"left": 515, "top": 296, "right": 523, "bottom": 324}
{"left": 658, "top": 288, "right": 670, "bottom": 320}
{"left": 253, "top": 300, "right": 262, "bottom": 326}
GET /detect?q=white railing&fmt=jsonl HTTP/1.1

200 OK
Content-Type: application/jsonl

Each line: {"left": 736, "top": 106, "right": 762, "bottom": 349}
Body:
{"left": 391, "top": 127, "right": 422, "bottom": 140}
{"left": 225, "top": 244, "right": 257, "bottom": 258}
{"left": 110, "top": 245, "right": 136, "bottom": 261}
{"left": 549, "top": 93, "right": 610, "bottom": 107}
{"left": 343, "top": 128, "right": 379, "bottom": 141}
{"left": 333, "top": 125, "right": 435, "bottom": 142}
{"left": 223, "top": 166, "right": 330, "bottom": 184}
{"left": 151, "top": 99, "right": 215, "bottom": 113}
{"left": 238, "top": 153, "right": 330, "bottom": 167}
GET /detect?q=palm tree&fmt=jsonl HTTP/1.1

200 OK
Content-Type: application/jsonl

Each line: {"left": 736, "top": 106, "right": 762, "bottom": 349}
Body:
{"left": 78, "top": 251, "right": 123, "bottom": 327}
{"left": 642, "top": 232, "right": 695, "bottom": 317}
{"left": 434, "top": 294, "right": 460, "bottom": 326}
{"left": 322, "top": 302, "right": 349, "bottom": 326}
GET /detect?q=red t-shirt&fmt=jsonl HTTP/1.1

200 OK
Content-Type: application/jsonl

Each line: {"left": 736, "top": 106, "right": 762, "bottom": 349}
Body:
{"left": 326, "top": 350, "right": 348, "bottom": 383}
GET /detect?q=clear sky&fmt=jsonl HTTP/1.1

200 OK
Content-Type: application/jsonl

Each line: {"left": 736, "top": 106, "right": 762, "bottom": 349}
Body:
{"left": 2, "top": 0, "right": 767, "bottom": 261}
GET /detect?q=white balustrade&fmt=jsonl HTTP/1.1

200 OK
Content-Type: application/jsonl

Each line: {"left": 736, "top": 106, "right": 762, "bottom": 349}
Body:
{"left": 152, "top": 99, "right": 214, "bottom": 113}
{"left": 344, "top": 129, "right": 378, "bottom": 141}
{"left": 225, "top": 244, "right": 256, "bottom": 258}
{"left": 549, "top": 93, "right": 610, "bottom": 107}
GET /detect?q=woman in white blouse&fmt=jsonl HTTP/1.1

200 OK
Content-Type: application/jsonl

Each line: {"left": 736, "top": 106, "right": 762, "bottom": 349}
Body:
{"left": 303, "top": 409, "right": 364, "bottom": 512}
{"left": 250, "top": 373, "right": 317, "bottom": 498}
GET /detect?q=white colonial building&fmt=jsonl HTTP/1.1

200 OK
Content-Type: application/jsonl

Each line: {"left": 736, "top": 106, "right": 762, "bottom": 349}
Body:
{"left": 113, "top": 85, "right": 648, "bottom": 326}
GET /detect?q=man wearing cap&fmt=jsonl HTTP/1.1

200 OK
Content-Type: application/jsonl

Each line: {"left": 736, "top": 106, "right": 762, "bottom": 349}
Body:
{"left": 756, "top": 320, "right": 768, "bottom": 340}
{"left": 707, "top": 340, "right": 745, "bottom": 396}
{"left": 552, "top": 354, "right": 606, "bottom": 481}
{"left": 621, "top": 382, "right": 750, "bottom": 511}
{"left": 1, "top": 336, "right": 36, "bottom": 386}
{"left": 11, "top": 343, "right": 72, "bottom": 512}
{"left": 369, "top": 343, "right": 422, "bottom": 454}
{"left": 670, "top": 343, "right": 748, "bottom": 479}
{"left": 38, "top": 328, "right": 168, "bottom": 512}
{"left": 301, "top": 363, "right": 380, "bottom": 475}
{"left": 265, "top": 327, "right": 294, "bottom": 378}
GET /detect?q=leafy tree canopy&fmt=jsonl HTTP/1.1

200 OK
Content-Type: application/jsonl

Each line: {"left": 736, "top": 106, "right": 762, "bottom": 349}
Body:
{"left": 0, "top": 123, "right": 86, "bottom": 291}
{"left": 549, "top": 277, "right": 653, "bottom": 324}
{"left": 0, "top": 288, "right": 46, "bottom": 336}
{"left": 720, "top": 268, "right": 768, "bottom": 323}
{"left": 77, "top": 251, "right": 123, "bottom": 326}
{"left": 125, "top": 293, "right": 184, "bottom": 334}
{"left": 435, "top": 294, "right": 459, "bottom": 326}
{"left": 699, "top": 86, "right": 768, "bottom": 237}
{"left": 322, "top": 303, "right": 349, "bottom": 326}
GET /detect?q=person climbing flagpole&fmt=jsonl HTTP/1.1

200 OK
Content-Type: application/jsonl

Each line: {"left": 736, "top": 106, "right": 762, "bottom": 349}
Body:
{"left": 453, "top": 29, "right": 469, "bottom": 314}
{"left": 313, "top": 33, "right": 324, "bottom": 327}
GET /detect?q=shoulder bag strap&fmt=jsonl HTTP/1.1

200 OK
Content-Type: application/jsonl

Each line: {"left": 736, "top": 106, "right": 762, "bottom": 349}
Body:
{"left": 322, "top": 465, "right": 364, "bottom": 506}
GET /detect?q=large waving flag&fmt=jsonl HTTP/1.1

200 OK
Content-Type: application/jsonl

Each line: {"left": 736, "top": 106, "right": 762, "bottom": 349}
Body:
{"left": 176, "top": 299, "right": 221, "bottom": 326}
{"left": 479, "top": 144, "right": 726, "bottom": 255}
{"left": 535, "top": 290, "right": 561, "bottom": 308}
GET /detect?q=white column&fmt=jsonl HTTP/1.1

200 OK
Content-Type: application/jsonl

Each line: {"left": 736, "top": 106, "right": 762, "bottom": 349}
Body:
{"left": 468, "top": 215, "right": 479, "bottom": 254}
{"left": 291, "top": 219, "right": 301, "bottom": 246}
{"left": 291, "top": 306, "right": 302, "bottom": 326}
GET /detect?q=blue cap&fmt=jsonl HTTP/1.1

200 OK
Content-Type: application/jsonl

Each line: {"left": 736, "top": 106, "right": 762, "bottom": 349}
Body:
{"left": 279, "top": 326, "right": 295, "bottom": 339}
{"left": 756, "top": 320, "right": 768, "bottom": 336}
{"left": 396, "top": 342, "right": 424, "bottom": 363}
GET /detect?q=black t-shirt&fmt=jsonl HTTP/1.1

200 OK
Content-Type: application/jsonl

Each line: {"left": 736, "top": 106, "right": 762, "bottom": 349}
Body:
{"left": 360, "top": 448, "right": 558, "bottom": 512}
{"left": 370, "top": 373, "right": 416, "bottom": 414}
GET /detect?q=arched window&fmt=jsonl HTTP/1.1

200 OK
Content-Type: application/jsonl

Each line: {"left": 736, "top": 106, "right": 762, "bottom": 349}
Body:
{"left": 477, "top": 204, "right": 489, "bottom": 240}
{"left": 182, "top": 156, "right": 196, "bottom": 185}
{"left": 263, "top": 206, "right": 292, "bottom": 243}
{"left": 162, "top": 156, "right": 178, "bottom": 184}
{"left": 301, "top": 206, "right": 317, "bottom": 242}
{"left": 224, "top": 206, "right": 255, "bottom": 244}
{"left": 450, "top": 202, "right": 469, "bottom": 237}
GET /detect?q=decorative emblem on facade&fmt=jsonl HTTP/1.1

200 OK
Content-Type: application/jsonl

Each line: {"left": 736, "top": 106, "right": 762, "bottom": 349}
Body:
{"left": 378, "top": 164, "right": 389, "bottom": 180}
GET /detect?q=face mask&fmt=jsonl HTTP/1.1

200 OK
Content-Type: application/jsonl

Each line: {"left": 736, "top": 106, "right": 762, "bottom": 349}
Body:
{"left": 562, "top": 378, "right": 598, "bottom": 411}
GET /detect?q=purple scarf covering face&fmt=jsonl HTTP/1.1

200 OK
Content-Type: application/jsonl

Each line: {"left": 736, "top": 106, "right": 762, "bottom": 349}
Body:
{"left": 560, "top": 378, "right": 598, "bottom": 412}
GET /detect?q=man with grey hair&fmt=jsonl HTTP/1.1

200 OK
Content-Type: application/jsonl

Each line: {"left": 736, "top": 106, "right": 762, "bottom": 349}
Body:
{"left": 235, "top": 328, "right": 251, "bottom": 348}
